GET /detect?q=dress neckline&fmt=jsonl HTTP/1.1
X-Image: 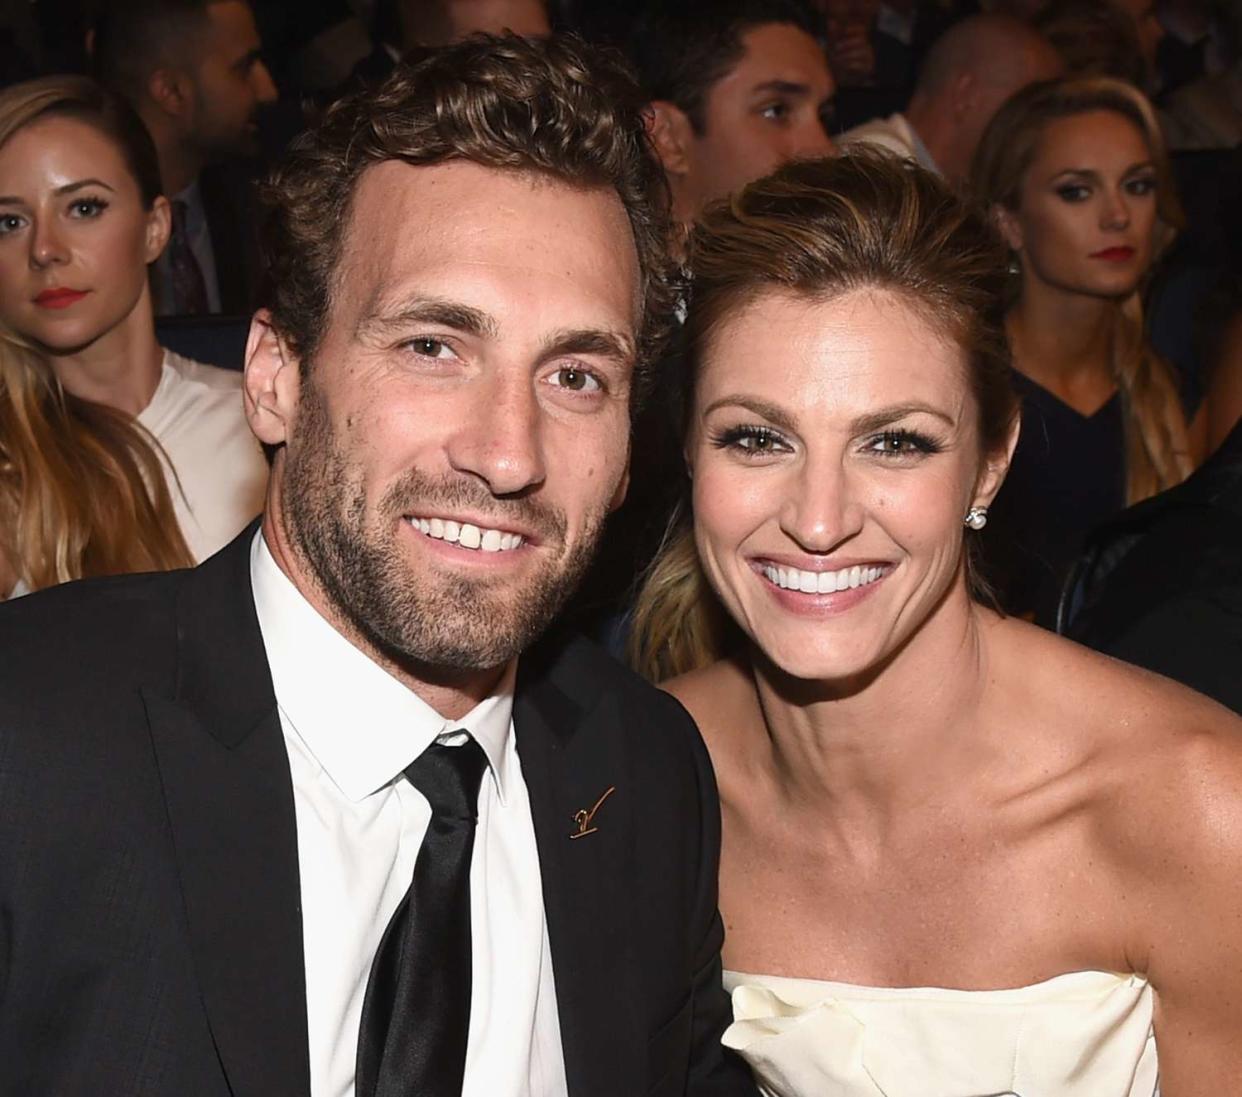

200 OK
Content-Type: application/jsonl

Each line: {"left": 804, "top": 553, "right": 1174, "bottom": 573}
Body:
{"left": 1011, "top": 367, "right": 1121, "bottom": 421}
{"left": 723, "top": 967, "right": 1149, "bottom": 1002}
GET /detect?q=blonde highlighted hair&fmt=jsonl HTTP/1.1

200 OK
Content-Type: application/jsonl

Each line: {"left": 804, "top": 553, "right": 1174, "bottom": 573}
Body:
{"left": 971, "top": 76, "right": 1194, "bottom": 504}
{"left": 0, "top": 76, "right": 190, "bottom": 592}
{"left": 630, "top": 150, "right": 1016, "bottom": 681}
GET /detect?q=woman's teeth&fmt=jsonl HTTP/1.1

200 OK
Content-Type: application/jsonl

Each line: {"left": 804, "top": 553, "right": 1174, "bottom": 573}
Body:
{"left": 762, "top": 563, "right": 885, "bottom": 593}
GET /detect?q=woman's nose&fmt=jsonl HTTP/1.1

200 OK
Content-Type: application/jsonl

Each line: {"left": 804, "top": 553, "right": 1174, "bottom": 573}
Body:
{"left": 29, "top": 218, "right": 68, "bottom": 269}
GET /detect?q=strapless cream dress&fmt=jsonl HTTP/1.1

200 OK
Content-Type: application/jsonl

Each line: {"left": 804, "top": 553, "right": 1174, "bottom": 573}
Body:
{"left": 723, "top": 969, "right": 1158, "bottom": 1097}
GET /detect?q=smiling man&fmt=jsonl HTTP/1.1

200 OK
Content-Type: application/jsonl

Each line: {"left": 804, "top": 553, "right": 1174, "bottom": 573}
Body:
{"left": 0, "top": 35, "right": 756, "bottom": 1097}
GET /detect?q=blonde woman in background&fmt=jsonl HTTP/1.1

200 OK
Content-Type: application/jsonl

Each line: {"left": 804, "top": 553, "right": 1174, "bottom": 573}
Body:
{"left": 631, "top": 152, "right": 1242, "bottom": 1095}
{"left": 971, "top": 75, "right": 1199, "bottom": 626}
{"left": 0, "top": 76, "right": 266, "bottom": 599}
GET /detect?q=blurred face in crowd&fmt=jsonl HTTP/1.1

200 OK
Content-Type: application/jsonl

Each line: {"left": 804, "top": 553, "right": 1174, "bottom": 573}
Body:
{"left": 185, "top": 0, "right": 277, "bottom": 160}
{"left": 249, "top": 162, "right": 638, "bottom": 679}
{"left": 1111, "top": 0, "right": 1165, "bottom": 72}
{"left": 396, "top": 0, "right": 550, "bottom": 49}
{"left": 0, "top": 116, "right": 168, "bottom": 354}
{"left": 999, "top": 110, "right": 1159, "bottom": 301}
{"left": 688, "top": 289, "right": 1009, "bottom": 684}
{"left": 687, "top": 23, "right": 836, "bottom": 210}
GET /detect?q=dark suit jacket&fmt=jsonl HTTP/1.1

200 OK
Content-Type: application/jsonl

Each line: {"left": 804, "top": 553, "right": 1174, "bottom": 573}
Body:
{"left": 199, "top": 161, "right": 265, "bottom": 316}
{"left": 1061, "top": 419, "right": 1242, "bottom": 714}
{"left": 0, "top": 529, "right": 756, "bottom": 1097}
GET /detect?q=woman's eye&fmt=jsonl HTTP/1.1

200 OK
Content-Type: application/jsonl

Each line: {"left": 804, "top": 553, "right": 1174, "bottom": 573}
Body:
{"left": 1055, "top": 184, "right": 1090, "bottom": 202}
{"left": 550, "top": 366, "right": 601, "bottom": 393}
{"left": 867, "top": 430, "right": 940, "bottom": 457}
{"left": 760, "top": 101, "right": 790, "bottom": 122}
{"left": 712, "top": 425, "right": 791, "bottom": 456}
{"left": 68, "top": 197, "right": 107, "bottom": 218}
{"left": 1125, "top": 176, "right": 1157, "bottom": 197}
{"left": 406, "top": 337, "right": 454, "bottom": 359}
{"left": 0, "top": 212, "right": 23, "bottom": 235}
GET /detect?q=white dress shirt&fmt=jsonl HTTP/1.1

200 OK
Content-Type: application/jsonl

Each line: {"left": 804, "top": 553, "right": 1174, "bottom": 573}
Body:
{"left": 250, "top": 533, "right": 568, "bottom": 1097}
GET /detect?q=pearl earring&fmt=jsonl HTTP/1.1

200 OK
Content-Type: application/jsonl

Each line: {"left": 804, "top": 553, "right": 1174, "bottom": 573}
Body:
{"left": 964, "top": 506, "right": 988, "bottom": 531}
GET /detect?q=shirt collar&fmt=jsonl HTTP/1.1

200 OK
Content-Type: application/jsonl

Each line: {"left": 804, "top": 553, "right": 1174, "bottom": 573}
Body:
{"left": 898, "top": 113, "right": 940, "bottom": 174}
{"left": 250, "top": 531, "right": 517, "bottom": 804}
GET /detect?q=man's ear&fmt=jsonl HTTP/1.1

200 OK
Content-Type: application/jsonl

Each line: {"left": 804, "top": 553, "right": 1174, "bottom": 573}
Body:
{"left": 144, "top": 195, "right": 171, "bottom": 263}
{"left": 146, "top": 66, "right": 192, "bottom": 121}
{"left": 244, "top": 309, "right": 301, "bottom": 448}
{"left": 949, "top": 70, "right": 977, "bottom": 122}
{"left": 646, "top": 100, "right": 696, "bottom": 179}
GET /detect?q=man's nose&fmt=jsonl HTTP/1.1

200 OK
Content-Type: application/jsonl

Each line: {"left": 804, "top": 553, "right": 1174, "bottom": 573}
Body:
{"left": 793, "top": 119, "right": 837, "bottom": 162}
{"left": 445, "top": 374, "right": 548, "bottom": 497}
{"left": 252, "top": 60, "right": 278, "bottom": 105}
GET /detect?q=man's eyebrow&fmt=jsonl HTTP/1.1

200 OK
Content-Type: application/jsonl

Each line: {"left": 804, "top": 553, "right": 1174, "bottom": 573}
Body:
{"left": 751, "top": 79, "right": 811, "bottom": 98}
{"left": 355, "top": 297, "right": 500, "bottom": 342}
{"left": 231, "top": 48, "right": 263, "bottom": 73}
{"left": 542, "top": 327, "right": 636, "bottom": 367}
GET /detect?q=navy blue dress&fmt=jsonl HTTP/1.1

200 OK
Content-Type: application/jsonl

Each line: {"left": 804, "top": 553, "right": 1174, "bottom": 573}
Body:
{"left": 980, "top": 371, "right": 1127, "bottom": 627}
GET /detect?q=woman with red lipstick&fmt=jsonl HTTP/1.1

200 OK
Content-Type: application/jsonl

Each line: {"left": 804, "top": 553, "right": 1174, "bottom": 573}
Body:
{"left": 0, "top": 76, "right": 266, "bottom": 598}
{"left": 971, "top": 76, "right": 1199, "bottom": 626}
{"left": 631, "top": 152, "right": 1242, "bottom": 1094}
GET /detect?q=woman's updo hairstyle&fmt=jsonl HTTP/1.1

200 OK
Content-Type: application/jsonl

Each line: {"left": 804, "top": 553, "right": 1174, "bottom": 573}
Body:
{"left": 630, "top": 149, "right": 1016, "bottom": 681}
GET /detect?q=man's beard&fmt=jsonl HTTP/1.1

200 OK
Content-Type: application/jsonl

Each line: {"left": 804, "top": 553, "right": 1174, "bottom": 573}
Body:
{"left": 282, "top": 377, "right": 610, "bottom": 678}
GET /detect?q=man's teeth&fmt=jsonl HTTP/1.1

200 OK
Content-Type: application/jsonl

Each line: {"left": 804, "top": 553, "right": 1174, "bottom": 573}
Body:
{"left": 761, "top": 563, "right": 885, "bottom": 593}
{"left": 410, "top": 517, "right": 525, "bottom": 552}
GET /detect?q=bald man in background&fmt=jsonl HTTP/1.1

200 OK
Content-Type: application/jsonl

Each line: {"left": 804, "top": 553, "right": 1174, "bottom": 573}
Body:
{"left": 841, "top": 13, "right": 1062, "bottom": 184}
{"left": 352, "top": 0, "right": 549, "bottom": 86}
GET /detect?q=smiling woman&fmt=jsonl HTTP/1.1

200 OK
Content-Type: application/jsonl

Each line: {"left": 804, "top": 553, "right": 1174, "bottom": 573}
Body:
{"left": 0, "top": 76, "right": 266, "bottom": 598}
{"left": 630, "top": 150, "right": 1242, "bottom": 1096}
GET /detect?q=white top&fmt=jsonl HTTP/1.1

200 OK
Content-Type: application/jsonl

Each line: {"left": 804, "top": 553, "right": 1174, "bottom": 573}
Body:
{"left": 140, "top": 349, "right": 267, "bottom": 563}
{"left": 840, "top": 112, "right": 940, "bottom": 174}
{"left": 722, "top": 968, "right": 1158, "bottom": 1097}
{"left": 250, "top": 533, "right": 567, "bottom": 1097}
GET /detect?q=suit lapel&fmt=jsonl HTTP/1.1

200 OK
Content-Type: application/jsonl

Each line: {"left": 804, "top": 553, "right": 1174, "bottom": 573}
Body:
{"left": 515, "top": 650, "right": 642, "bottom": 1097}
{"left": 144, "top": 529, "right": 310, "bottom": 1097}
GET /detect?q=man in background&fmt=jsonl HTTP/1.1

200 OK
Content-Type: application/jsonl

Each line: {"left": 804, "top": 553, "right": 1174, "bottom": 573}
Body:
{"left": 841, "top": 13, "right": 1062, "bottom": 184}
{"left": 354, "top": 0, "right": 550, "bottom": 84}
{"left": 627, "top": 0, "right": 836, "bottom": 230}
{"left": 93, "top": 0, "right": 277, "bottom": 315}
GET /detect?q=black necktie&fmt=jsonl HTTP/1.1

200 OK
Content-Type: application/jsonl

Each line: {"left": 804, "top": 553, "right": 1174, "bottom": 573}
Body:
{"left": 356, "top": 737, "right": 488, "bottom": 1097}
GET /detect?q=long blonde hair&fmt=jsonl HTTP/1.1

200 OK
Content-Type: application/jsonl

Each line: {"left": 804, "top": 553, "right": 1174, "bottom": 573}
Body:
{"left": 630, "top": 151, "right": 1016, "bottom": 681}
{"left": 971, "top": 76, "right": 1194, "bottom": 504}
{"left": 0, "top": 76, "right": 190, "bottom": 591}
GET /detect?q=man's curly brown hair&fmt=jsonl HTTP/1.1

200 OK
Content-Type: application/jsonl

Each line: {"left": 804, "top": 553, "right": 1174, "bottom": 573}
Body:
{"left": 259, "top": 33, "right": 676, "bottom": 408}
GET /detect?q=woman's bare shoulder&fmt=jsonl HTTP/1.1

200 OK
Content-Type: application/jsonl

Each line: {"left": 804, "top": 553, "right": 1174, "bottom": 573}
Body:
{"left": 988, "top": 613, "right": 1242, "bottom": 745}
{"left": 660, "top": 655, "right": 755, "bottom": 740}
{"left": 661, "top": 656, "right": 757, "bottom": 733}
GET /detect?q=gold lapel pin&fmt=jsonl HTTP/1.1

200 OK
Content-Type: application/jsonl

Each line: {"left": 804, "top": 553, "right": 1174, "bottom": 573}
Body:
{"left": 570, "top": 785, "right": 615, "bottom": 839}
